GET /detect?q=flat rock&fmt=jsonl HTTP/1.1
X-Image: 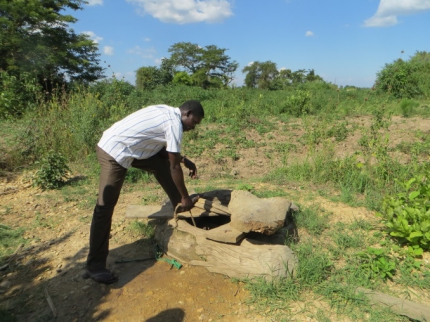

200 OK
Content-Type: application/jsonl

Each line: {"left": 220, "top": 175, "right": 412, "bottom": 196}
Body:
{"left": 228, "top": 190, "right": 291, "bottom": 235}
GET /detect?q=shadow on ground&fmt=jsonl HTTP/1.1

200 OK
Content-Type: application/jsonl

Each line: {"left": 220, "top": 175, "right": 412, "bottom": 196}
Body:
{"left": 0, "top": 231, "right": 157, "bottom": 321}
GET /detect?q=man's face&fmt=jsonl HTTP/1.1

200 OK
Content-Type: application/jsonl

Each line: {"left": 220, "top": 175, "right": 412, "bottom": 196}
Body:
{"left": 182, "top": 111, "right": 202, "bottom": 132}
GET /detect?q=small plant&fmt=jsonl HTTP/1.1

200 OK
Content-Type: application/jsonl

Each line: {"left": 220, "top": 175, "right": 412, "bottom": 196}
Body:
{"left": 356, "top": 247, "right": 396, "bottom": 280}
{"left": 377, "top": 172, "right": 430, "bottom": 252}
{"left": 33, "top": 151, "right": 71, "bottom": 189}
{"left": 327, "top": 121, "right": 349, "bottom": 141}
{"left": 127, "top": 221, "right": 154, "bottom": 238}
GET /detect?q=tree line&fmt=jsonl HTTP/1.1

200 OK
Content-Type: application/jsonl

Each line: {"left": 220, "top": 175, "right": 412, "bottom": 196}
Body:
{"left": 0, "top": 0, "right": 324, "bottom": 92}
{"left": 135, "top": 42, "right": 324, "bottom": 90}
{"left": 1, "top": 0, "right": 430, "bottom": 119}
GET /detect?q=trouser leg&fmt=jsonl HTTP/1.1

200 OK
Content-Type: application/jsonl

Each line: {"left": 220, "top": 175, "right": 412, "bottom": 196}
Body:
{"left": 131, "top": 154, "right": 182, "bottom": 207}
{"left": 87, "top": 146, "right": 126, "bottom": 271}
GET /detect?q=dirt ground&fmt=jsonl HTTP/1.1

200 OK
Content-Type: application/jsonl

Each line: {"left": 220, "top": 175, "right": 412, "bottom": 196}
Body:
{"left": 1, "top": 116, "right": 430, "bottom": 322}
{"left": 0, "top": 182, "right": 270, "bottom": 322}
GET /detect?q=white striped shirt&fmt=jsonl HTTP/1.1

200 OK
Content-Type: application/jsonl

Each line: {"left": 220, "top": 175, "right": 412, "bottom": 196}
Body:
{"left": 98, "top": 104, "right": 183, "bottom": 168}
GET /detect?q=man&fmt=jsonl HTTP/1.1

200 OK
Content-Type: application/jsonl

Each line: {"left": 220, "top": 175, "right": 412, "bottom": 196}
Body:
{"left": 84, "top": 100, "right": 204, "bottom": 284}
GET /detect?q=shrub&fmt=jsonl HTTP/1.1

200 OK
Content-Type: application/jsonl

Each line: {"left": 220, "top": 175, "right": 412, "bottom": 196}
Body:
{"left": 88, "top": 78, "right": 135, "bottom": 107}
{"left": 33, "top": 151, "right": 71, "bottom": 189}
{"left": 375, "top": 51, "right": 430, "bottom": 99}
{"left": 172, "top": 71, "right": 194, "bottom": 86}
{"left": 377, "top": 172, "right": 430, "bottom": 252}
{"left": 280, "top": 89, "right": 311, "bottom": 116}
{"left": 0, "top": 72, "right": 40, "bottom": 119}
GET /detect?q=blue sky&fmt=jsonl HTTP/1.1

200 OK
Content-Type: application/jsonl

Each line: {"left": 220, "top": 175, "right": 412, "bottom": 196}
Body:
{"left": 68, "top": 0, "right": 430, "bottom": 88}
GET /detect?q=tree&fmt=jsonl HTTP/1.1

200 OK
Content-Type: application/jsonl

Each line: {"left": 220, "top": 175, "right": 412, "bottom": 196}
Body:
{"left": 165, "top": 42, "right": 238, "bottom": 88}
{"left": 291, "top": 69, "right": 306, "bottom": 84}
{"left": 242, "top": 62, "right": 259, "bottom": 88}
{"left": 242, "top": 61, "right": 278, "bottom": 89}
{"left": 136, "top": 67, "right": 160, "bottom": 91}
{"left": 258, "top": 61, "right": 278, "bottom": 89}
{"left": 305, "top": 69, "right": 323, "bottom": 82}
{"left": 244, "top": 63, "right": 325, "bottom": 90}
{"left": 135, "top": 59, "right": 174, "bottom": 90}
{"left": 0, "top": 0, "right": 103, "bottom": 86}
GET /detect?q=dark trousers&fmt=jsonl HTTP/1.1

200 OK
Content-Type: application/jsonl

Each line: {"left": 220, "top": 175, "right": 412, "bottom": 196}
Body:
{"left": 86, "top": 146, "right": 181, "bottom": 271}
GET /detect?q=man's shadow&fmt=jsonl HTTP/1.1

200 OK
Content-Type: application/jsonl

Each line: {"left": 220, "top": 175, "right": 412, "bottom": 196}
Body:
{"left": 146, "top": 308, "right": 185, "bottom": 322}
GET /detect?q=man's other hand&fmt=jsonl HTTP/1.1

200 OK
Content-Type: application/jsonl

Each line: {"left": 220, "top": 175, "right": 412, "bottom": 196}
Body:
{"left": 183, "top": 158, "right": 198, "bottom": 179}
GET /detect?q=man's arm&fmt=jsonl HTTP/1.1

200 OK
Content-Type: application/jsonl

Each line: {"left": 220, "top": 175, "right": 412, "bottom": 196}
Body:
{"left": 159, "top": 147, "right": 197, "bottom": 178}
{"left": 167, "top": 152, "right": 193, "bottom": 210}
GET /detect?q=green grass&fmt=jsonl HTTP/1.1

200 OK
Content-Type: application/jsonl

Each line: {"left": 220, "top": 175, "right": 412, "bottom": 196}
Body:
{"left": 0, "top": 224, "right": 25, "bottom": 264}
{"left": 328, "top": 224, "right": 365, "bottom": 258}
{"left": 60, "top": 184, "right": 94, "bottom": 209}
{"left": 127, "top": 220, "right": 155, "bottom": 239}
{"left": 125, "top": 168, "right": 155, "bottom": 184}
{"left": 241, "top": 198, "right": 430, "bottom": 321}
{"left": 294, "top": 205, "right": 330, "bottom": 236}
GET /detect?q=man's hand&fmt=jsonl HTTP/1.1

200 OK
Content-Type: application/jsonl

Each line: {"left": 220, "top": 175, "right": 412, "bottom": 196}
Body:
{"left": 180, "top": 195, "right": 199, "bottom": 211}
{"left": 181, "top": 196, "right": 193, "bottom": 211}
{"left": 183, "top": 157, "right": 197, "bottom": 178}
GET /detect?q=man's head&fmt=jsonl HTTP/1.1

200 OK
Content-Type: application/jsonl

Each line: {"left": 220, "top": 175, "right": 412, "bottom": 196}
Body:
{"left": 179, "top": 100, "right": 204, "bottom": 131}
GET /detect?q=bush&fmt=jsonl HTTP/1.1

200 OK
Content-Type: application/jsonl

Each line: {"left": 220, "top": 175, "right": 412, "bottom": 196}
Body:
{"left": 33, "top": 151, "right": 71, "bottom": 189}
{"left": 377, "top": 171, "right": 430, "bottom": 252}
{"left": 0, "top": 72, "right": 40, "bottom": 119}
{"left": 173, "top": 71, "right": 194, "bottom": 86}
{"left": 280, "top": 89, "right": 311, "bottom": 116}
{"left": 88, "top": 78, "right": 136, "bottom": 107}
{"left": 375, "top": 51, "right": 430, "bottom": 99}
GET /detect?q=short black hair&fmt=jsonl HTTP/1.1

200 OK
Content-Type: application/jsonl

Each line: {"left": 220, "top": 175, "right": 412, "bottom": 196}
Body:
{"left": 179, "top": 100, "right": 204, "bottom": 118}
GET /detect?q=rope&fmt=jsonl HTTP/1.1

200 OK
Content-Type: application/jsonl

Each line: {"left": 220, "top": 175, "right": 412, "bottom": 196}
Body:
{"left": 154, "top": 244, "right": 182, "bottom": 270}
{"left": 174, "top": 204, "right": 196, "bottom": 227}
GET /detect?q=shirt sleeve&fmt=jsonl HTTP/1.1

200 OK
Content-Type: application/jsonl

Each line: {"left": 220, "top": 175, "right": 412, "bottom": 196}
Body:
{"left": 165, "top": 123, "right": 182, "bottom": 153}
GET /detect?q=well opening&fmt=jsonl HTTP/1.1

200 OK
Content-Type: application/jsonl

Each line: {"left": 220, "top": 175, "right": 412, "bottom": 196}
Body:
{"left": 184, "top": 215, "right": 231, "bottom": 230}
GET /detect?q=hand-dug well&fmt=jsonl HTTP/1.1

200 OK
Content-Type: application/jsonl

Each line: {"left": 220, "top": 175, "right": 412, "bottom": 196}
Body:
{"left": 126, "top": 190, "right": 299, "bottom": 281}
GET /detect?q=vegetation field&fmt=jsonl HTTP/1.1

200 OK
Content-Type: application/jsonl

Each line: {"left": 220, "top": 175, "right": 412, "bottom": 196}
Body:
{"left": 1, "top": 82, "right": 430, "bottom": 321}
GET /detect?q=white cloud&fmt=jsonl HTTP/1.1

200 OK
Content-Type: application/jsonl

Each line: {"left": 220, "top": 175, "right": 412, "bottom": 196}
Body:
{"left": 144, "top": 37, "right": 151, "bottom": 42}
{"left": 103, "top": 46, "right": 114, "bottom": 55}
{"left": 364, "top": 0, "right": 430, "bottom": 27}
{"left": 87, "top": 0, "right": 103, "bottom": 5}
{"left": 305, "top": 31, "right": 314, "bottom": 37}
{"left": 82, "top": 31, "right": 103, "bottom": 43}
{"left": 128, "top": 46, "right": 157, "bottom": 59}
{"left": 125, "top": 0, "right": 233, "bottom": 24}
